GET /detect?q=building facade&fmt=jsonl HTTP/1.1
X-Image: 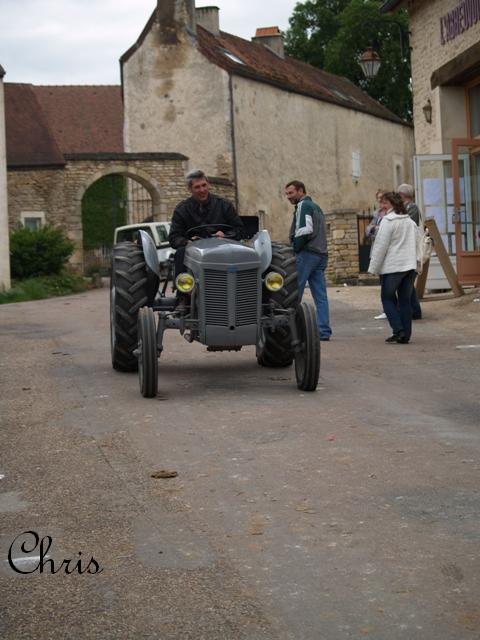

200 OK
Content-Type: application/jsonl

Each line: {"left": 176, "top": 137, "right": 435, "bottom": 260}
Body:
{"left": 0, "top": 65, "right": 10, "bottom": 290}
{"left": 122, "top": 0, "right": 415, "bottom": 243}
{"left": 384, "top": 0, "right": 480, "bottom": 285}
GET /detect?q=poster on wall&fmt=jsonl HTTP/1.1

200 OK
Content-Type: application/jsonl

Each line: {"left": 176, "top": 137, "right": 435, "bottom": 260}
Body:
{"left": 423, "top": 178, "right": 442, "bottom": 206}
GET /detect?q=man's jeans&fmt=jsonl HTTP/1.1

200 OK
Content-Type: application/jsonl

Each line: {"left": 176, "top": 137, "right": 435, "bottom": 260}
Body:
{"left": 296, "top": 251, "right": 332, "bottom": 338}
{"left": 380, "top": 270, "right": 416, "bottom": 340}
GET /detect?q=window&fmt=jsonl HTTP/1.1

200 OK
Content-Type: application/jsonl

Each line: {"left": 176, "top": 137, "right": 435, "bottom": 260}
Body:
{"left": 156, "top": 224, "right": 169, "bottom": 243}
{"left": 351, "top": 150, "right": 361, "bottom": 179}
{"left": 20, "top": 211, "right": 45, "bottom": 231}
{"left": 221, "top": 49, "right": 245, "bottom": 65}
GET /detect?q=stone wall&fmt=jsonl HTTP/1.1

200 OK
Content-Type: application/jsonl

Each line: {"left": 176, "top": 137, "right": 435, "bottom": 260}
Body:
{"left": 7, "top": 153, "right": 188, "bottom": 268}
{"left": 123, "top": 21, "right": 234, "bottom": 180}
{"left": 325, "top": 209, "right": 360, "bottom": 284}
{"left": 232, "top": 76, "right": 414, "bottom": 244}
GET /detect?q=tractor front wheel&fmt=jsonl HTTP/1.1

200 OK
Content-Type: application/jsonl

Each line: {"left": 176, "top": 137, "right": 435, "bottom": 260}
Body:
{"left": 138, "top": 307, "right": 158, "bottom": 398}
{"left": 294, "top": 301, "right": 320, "bottom": 391}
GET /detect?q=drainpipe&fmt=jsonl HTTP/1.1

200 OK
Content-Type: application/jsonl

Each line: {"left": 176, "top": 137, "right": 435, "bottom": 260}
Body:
{"left": 228, "top": 75, "right": 239, "bottom": 210}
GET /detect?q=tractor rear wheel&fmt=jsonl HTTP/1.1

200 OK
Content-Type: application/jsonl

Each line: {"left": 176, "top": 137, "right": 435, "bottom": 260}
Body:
{"left": 257, "top": 243, "right": 299, "bottom": 368}
{"left": 110, "top": 242, "right": 149, "bottom": 372}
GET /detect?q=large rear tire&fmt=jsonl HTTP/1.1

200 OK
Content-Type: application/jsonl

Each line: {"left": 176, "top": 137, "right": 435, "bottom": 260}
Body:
{"left": 295, "top": 301, "right": 320, "bottom": 391}
{"left": 138, "top": 307, "right": 158, "bottom": 398}
{"left": 257, "top": 243, "right": 299, "bottom": 368}
{"left": 110, "top": 242, "right": 149, "bottom": 372}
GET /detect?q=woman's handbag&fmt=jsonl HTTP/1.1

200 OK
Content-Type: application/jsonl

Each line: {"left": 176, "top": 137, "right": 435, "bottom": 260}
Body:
{"left": 417, "top": 225, "right": 433, "bottom": 273}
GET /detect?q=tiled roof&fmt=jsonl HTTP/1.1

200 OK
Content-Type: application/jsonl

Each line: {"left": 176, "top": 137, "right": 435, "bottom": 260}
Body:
{"left": 33, "top": 85, "right": 123, "bottom": 154}
{"left": 120, "top": 13, "right": 406, "bottom": 126}
{"left": 4, "top": 84, "right": 64, "bottom": 167}
{"left": 198, "top": 28, "right": 406, "bottom": 125}
{"left": 4, "top": 84, "right": 123, "bottom": 167}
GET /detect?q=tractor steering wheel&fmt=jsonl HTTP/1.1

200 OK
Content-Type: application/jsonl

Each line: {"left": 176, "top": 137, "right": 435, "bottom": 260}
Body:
{"left": 186, "top": 223, "right": 237, "bottom": 240}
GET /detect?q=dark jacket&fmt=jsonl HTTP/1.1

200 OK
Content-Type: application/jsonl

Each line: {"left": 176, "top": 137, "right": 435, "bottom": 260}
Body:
{"left": 169, "top": 193, "right": 246, "bottom": 249}
{"left": 289, "top": 196, "right": 328, "bottom": 255}
{"left": 406, "top": 201, "right": 421, "bottom": 226}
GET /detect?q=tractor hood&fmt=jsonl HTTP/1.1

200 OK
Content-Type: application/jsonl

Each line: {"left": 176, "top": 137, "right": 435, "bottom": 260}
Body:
{"left": 185, "top": 239, "right": 260, "bottom": 271}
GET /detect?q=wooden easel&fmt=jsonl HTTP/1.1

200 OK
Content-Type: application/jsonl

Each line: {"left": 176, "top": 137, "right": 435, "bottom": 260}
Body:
{"left": 416, "top": 218, "right": 464, "bottom": 299}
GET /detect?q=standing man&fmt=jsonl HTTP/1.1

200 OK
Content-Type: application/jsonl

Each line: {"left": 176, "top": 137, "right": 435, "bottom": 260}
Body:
{"left": 397, "top": 183, "right": 422, "bottom": 320}
{"left": 169, "top": 170, "right": 246, "bottom": 281}
{"left": 285, "top": 180, "right": 332, "bottom": 341}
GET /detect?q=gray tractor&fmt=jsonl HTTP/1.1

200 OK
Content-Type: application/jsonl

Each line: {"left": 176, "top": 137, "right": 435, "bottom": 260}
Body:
{"left": 110, "top": 224, "right": 320, "bottom": 397}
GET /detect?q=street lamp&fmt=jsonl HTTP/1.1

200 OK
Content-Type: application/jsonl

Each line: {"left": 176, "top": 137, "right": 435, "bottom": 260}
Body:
{"left": 358, "top": 48, "right": 381, "bottom": 80}
{"left": 358, "top": 20, "right": 408, "bottom": 80}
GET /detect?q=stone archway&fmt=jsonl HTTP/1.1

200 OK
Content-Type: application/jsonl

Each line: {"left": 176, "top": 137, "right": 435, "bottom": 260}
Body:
{"left": 73, "top": 166, "right": 165, "bottom": 270}
{"left": 63, "top": 153, "right": 188, "bottom": 269}
{"left": 76, "top": 165, "right": 164, "bottom": 220}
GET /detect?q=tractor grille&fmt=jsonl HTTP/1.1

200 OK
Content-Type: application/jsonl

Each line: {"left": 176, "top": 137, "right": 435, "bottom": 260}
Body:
{"left": 204, "top": 269, "right": 229, "bottom": 326}
{"left": 204, "top": 268, "right": 259, "bottom": 327}
{"left": 236, "top": 269, "right": 259, "bottom": 326}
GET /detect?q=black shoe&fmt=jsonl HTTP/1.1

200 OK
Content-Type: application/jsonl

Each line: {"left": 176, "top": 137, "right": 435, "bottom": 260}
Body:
{"left": 385, "top": 334, "right": 400, "bottom": 343}
{"left": 385, "top": 331, "right": 405, "bottom": 343}
{"left": 397, "top": 335, "right": 410, "bottom": 344}
{"left": 320, "top": 336, "right": 330, "bottom": 342}
{"left": 412, "top": 315, "right": 422, "bottom": 320}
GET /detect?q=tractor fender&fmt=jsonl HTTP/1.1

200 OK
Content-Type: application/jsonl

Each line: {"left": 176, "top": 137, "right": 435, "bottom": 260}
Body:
{"left": 253, "top": 229, "right": 272, "bottom": 274}
{"left": 139, "top": 230, "right": 161, "bottom": 278}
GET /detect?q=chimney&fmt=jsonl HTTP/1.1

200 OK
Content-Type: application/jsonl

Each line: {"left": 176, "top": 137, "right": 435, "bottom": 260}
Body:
{"left": 156, "top": 0, "right": 196, "bottom": 44}
{"left": 252, "top": 27, "right": 284, "bottom": 59}
{"left": 196, "top": 6, "right": 220, "bottom": 36}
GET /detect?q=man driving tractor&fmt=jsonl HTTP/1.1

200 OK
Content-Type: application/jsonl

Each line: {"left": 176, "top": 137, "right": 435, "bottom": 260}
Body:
{"left": 168, "top": 169, "right": 246, "bottom": 298}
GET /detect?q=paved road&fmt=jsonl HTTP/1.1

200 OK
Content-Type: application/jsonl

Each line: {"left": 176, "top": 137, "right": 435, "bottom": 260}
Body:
{"left": 0, "top": 286, "right": 479, "bottom": 639}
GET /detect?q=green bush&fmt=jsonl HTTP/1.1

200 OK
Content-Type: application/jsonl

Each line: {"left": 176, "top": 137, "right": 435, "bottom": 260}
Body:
{"left": 10, "top": 225, "right": 75, "bottom": 279}
{"left": 0, "top": 271, "right": 87, "bottom": 304}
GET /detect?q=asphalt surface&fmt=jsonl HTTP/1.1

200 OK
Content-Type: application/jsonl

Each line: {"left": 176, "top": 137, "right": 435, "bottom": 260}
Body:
{"left": 0, "top": 284, "right": 479, "bottom": 639}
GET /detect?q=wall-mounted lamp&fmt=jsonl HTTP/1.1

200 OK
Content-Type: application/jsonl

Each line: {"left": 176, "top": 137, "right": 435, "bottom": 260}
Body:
{"left": 422, "top": 99, "right": 432, "bottom": 124}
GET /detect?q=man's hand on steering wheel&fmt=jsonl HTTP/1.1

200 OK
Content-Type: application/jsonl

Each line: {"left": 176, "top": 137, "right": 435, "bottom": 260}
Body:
{"left": 186, "top": 224, "right": 236, "bottom": 241}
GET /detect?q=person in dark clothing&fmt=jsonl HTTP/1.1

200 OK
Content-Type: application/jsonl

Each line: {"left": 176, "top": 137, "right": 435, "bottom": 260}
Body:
{"left": 398, "top": 183, "right": 423, "bottom": 320}
{"left": 169, "top": 170, "right": 246, "bottom": 278}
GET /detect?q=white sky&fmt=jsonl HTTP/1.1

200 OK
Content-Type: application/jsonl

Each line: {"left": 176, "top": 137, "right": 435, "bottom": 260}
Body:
{"left": 0, "top": 0, "right": 297, "bottom": 85}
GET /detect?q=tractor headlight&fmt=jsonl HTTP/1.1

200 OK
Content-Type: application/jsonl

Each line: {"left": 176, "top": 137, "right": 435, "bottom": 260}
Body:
{"left": 175, "top": 273, "right": 195, "bottom": 293}
{"left": 264, "top": 271, "right": 284, "bottom": 292}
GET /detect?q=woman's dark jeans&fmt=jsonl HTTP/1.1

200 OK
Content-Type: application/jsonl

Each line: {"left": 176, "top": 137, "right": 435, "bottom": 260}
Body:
{"left": 380, "top": 270, "right": 416, "bottom": 340}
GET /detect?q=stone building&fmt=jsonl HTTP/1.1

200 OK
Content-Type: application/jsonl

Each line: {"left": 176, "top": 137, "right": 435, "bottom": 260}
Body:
{"left": 4, "top": 83, "right": 188, "bottom": 267}
{"left": 4, "top": 1, "right": 416, "bottom": 281}
{"left": 122, "top": 0, "right": 415, "bottom": 245}
{"left": 0, "top": 65, "right": 10, "bottom": 290}
{"left": 383, "top": 0, "right": 480, "bottom": 285}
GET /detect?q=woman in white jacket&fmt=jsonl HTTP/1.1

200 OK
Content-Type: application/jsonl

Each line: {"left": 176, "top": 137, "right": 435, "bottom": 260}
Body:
{"left": 368, "top": 192, "right": 421, "bottom": 344}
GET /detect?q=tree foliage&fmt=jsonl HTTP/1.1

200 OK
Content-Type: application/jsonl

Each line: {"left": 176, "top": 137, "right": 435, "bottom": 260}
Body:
{"left": 10, "top": 225, "right": 75, "bottom": 279}
{"left": 82, "top": 175, "right": 127, "bottom": 251}
{"left": 284, "top": 0, "right": 412, "bottom": 121}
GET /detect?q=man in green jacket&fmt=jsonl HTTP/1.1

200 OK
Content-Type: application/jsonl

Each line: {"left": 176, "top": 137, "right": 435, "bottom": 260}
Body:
{"left": 286, "top": 180, "right": 332, "bottom": 341}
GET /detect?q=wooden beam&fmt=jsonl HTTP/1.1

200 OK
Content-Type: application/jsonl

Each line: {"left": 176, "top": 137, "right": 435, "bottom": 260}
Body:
{"left": 415, "top": 258, "right": 430, "bottom": 299}
{"left": 425, "top": 218, "right": 464, "bottom": 298}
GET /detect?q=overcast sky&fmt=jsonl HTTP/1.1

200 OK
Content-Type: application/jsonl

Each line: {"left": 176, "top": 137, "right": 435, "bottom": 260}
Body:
{"left": 0, "top": 0, "right": 297, "bottom": 85}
